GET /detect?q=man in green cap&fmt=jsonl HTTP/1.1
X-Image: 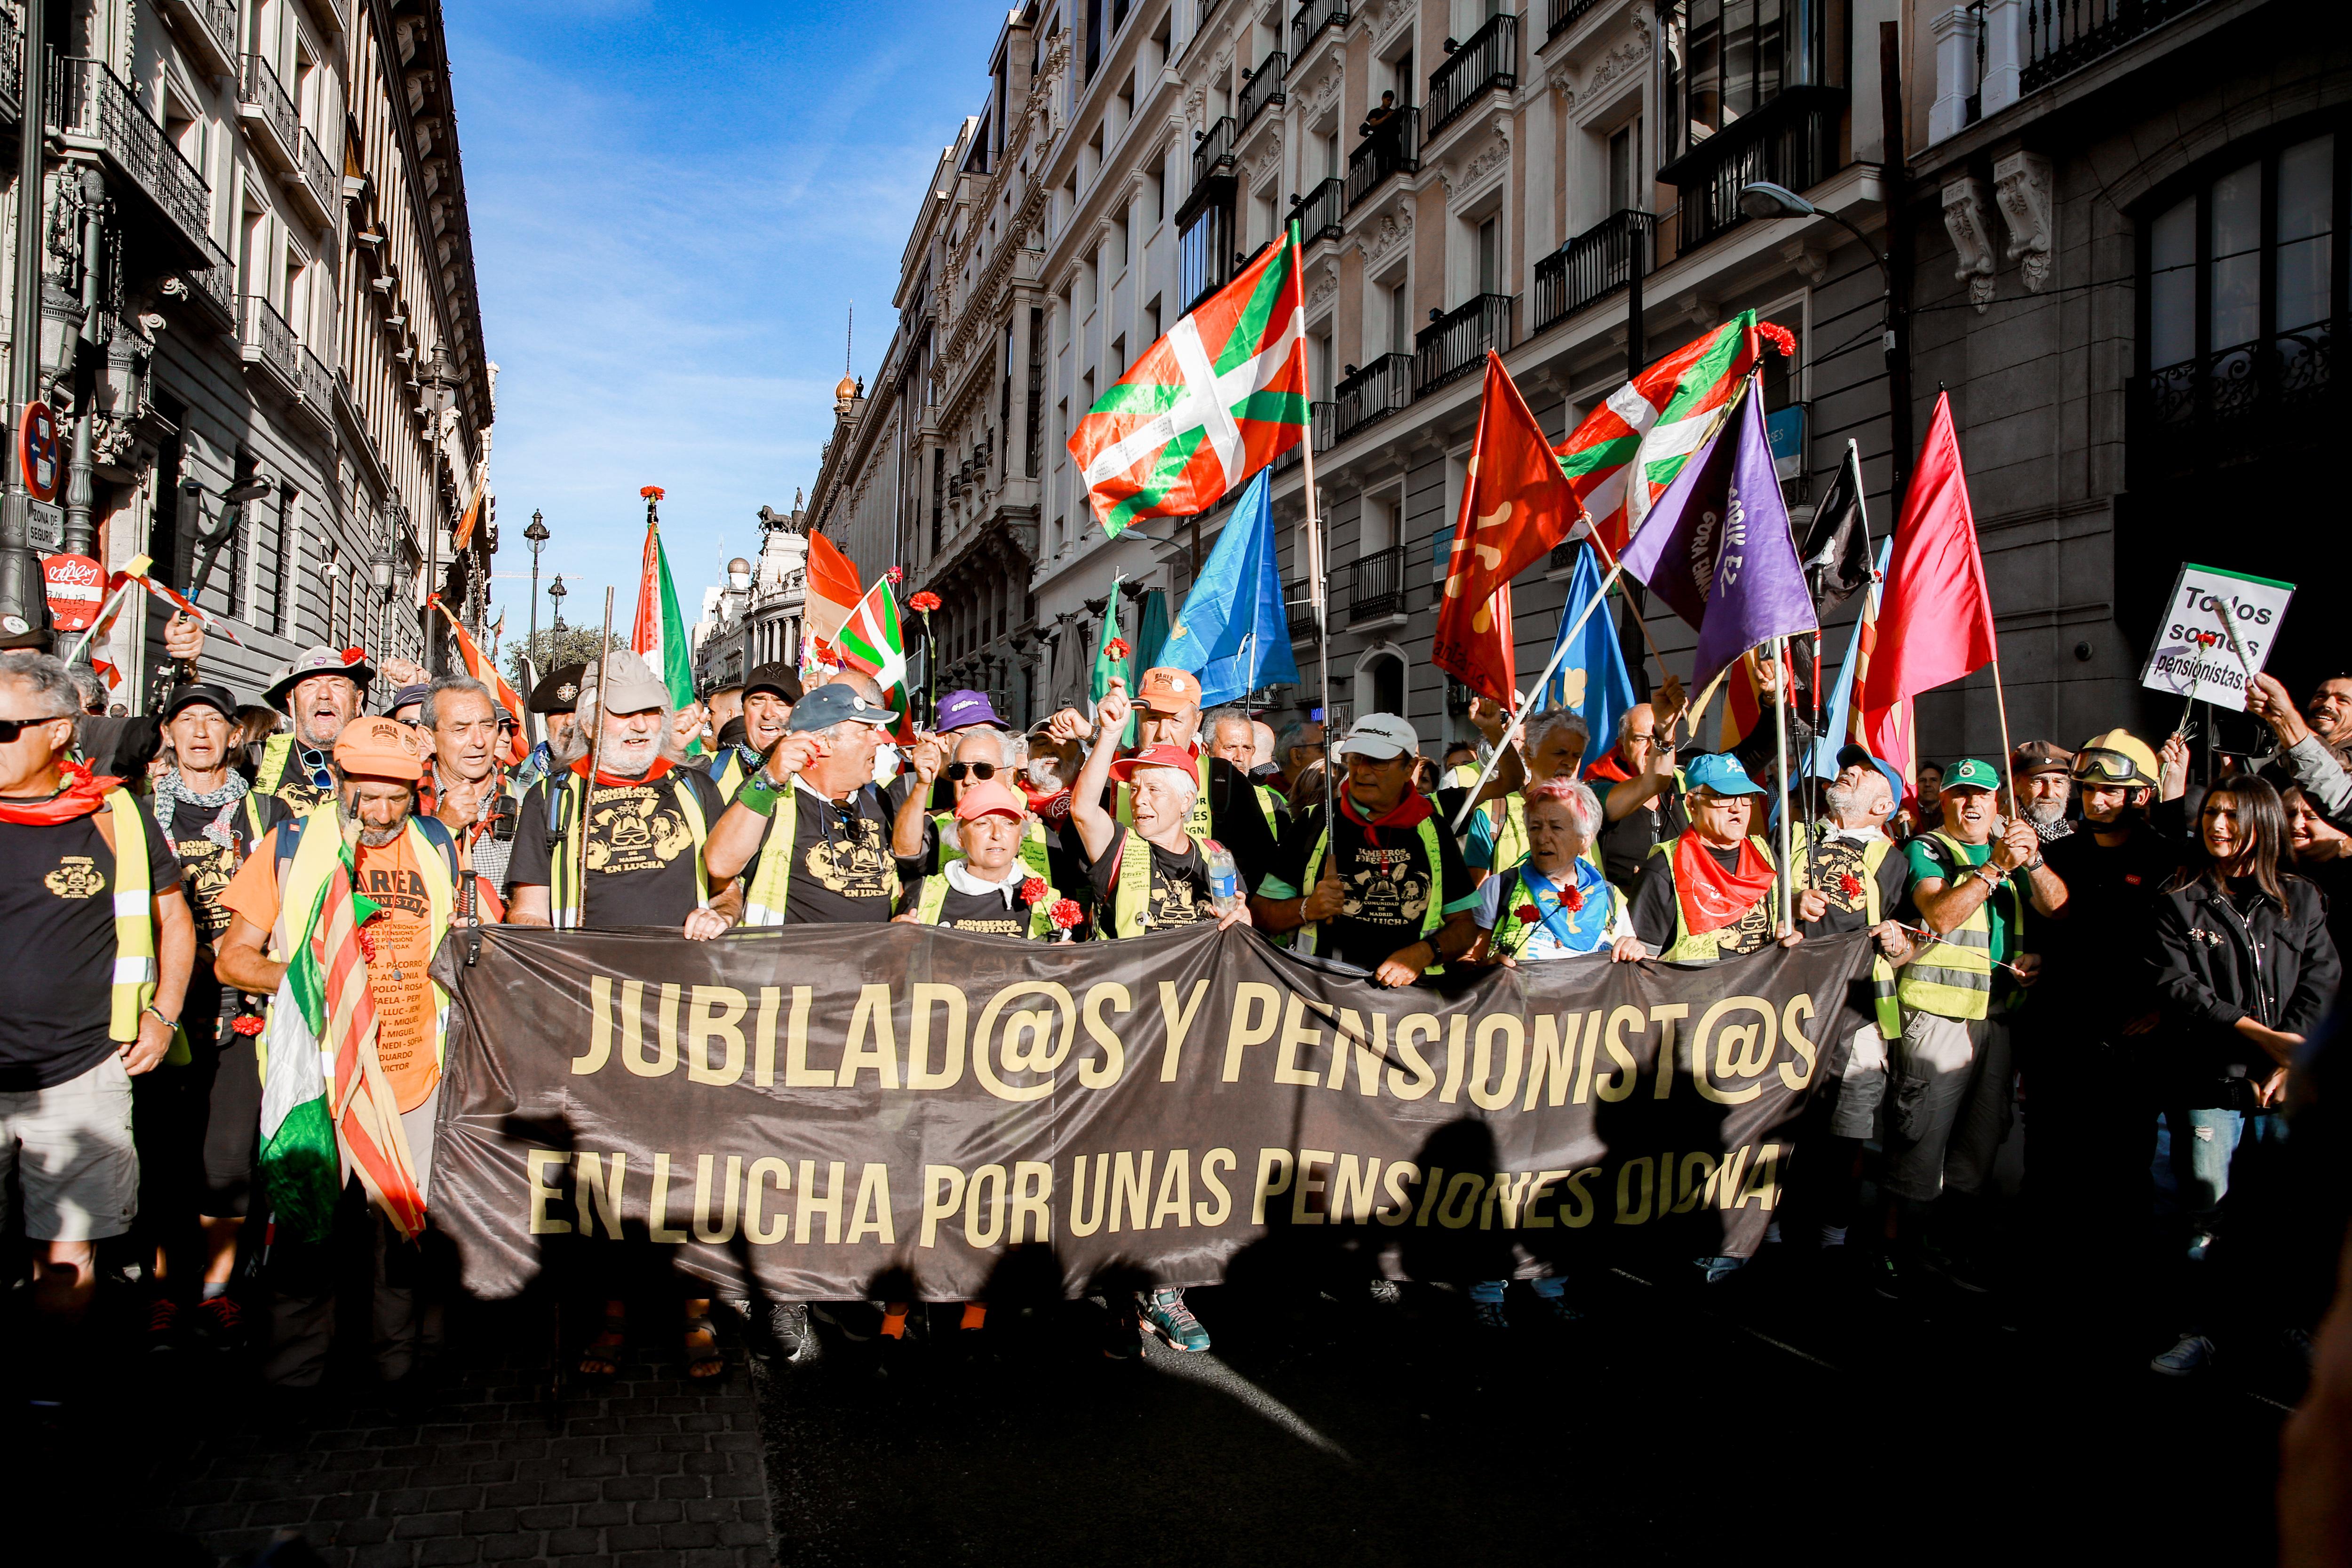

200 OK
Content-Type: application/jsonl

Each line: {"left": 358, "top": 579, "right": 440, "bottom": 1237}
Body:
{"left": 1878, "top": 756, "right": 2068, "bottom": 1296}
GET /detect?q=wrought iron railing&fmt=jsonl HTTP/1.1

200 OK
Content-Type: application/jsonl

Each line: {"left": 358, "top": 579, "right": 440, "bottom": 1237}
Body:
{"left": 1292, "top": 0, "right": 1351, "bottom": 54}
{"left": 240, "top": 54, "right": 299, "bottom": 162}
{"left": 173, "top": 0, "right": 238, "bottom": 70}
{"left": 239, "top": 294, "right": 300, "bottom": 392}
{"left": 0, "top": 18, "right": 21, "bottom": 119}
{"left": 1286, "top": 579, "right": 1322, "bottom": 642}
{"left": 1193, "top": 115, "right": 1237, "bottom": 186}
{"left": 301, "top": 126, "right": 337, "bottom": 214}
{"left": 1240, "top": 51, "right": 1287, "bottom": 130}
{"left": 1345, "top": 106, "right": 1420, "bottom": 210}
{"left": 184, "top": 234, "right": 236, "bottom": 323}
{"left": 1289, "top": 177, "right": 1345, "bottom": 244}
{"left": 1549, "top": 0, "right": 1605, "bottom": 36}
{"left": 1428, "top": 14, "right": 1518, "bottom": 137}
{"left": 1531, "top": 209, "right": 1653, "bottom": 335}
{"left": 1659, "top": 86, "right": 1844, "bottom": 255}
{"left": 300, "top": 344, "right": 337, "bottom": 422}
{"left": 48, "top": 56, "right": 215, "bottom": 256}
{"left": 1415, "top": 294, "right": 1514, "bottom": 393}
{"left": 2023, "top": 0, "right": 2209, "bottom": 92}
{"left": 1328, "top": 353, "right": 1414, "bottom": 445}
{"left": 2136, "top": 324, "right": 2335, "bottom": 442}
{"left": 1343, "top": 543, "right": 1410, "bottom": 623}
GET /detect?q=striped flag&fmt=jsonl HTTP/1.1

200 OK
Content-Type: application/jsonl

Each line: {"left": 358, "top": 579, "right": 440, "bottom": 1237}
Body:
{"left": 1069, "top": 224, "right": 1310, "bottom": 538}
{"left": 628, "top": 506, "right": 697, "bottom": 719}
{"left": 834, "top": 580, "right": 914, "bottom": 740}
{"left": 1554, "top": 312, "right": 1782, "bottom": 555}
{"left": 431, "top": 598, "right": 528, "bottom": 764}
{"left": 803, "top": 529, "right": 863, "bottom": 668}
{"left": 258, "top": 849, "right": 425, "bottom": 1242}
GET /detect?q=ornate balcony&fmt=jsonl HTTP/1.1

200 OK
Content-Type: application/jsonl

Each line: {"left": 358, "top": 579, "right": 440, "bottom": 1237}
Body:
{"left": 180, "top": 234, "right": 237, "bottom": 329}
{"left": 1240, "top": 51, "right": 1287, "bottom": 131}
{"left": 1345, "top": 107, "right": 1420, "bottom": 211}
{"left": 1531, "top": 209, "right": 1653, "bottom": 335}
{"left": 294, "top": 127, "right": 338, "bottom": 229}
{"left": 1328, "top": 353, "right": 1414, "bottom": 445}
{"left": 298, "top": 344, "right": 338, "bottom": 430}
{"left": 165, "top": 0, "right": 239, "bottom": 78}
{"left": 1288, "top": 177, "right": 1345, "bottom": 245}
{"left": 1415, "top": 294, "right": 1514, "bottom": 394}
{"left": 1292, "top": 0, "right": 1351, "bottom": 55}
{"left": 1549, "top": 0, "right": 1606, "bottom": 37}
{"left": 48, "top": 57, "right": 214, "bottom": 264}
{"left": 2130, "top": 321, "right": 2337, "bottom": 481}
{"left": 1342, "top": 543, "right": 1411, "bottom": 627}
{"left": 0, "top": 19, "right": 21, "bottom": 123}
{"left": 1193, "top": 116, "right": 1238, "bottom": 187}
{"left": 2023, "top": 0, "right": 2211, "bottom": 92}
{"left": 1427, "top": 14, "right": 1518, "bottom": 138}
{"left": 239, "top": 294, "right": 301, "bottom": 398}
{"left": 239, "top": 54, "right": 300, "bottom": 175}
{"left": 1656, "top": 86, "right": 1846, "bottom": 256}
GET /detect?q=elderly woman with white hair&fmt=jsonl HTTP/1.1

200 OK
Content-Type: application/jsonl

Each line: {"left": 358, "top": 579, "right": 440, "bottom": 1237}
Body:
{"left": 1469, "top": 777, "right": 1642, "bottom": 967}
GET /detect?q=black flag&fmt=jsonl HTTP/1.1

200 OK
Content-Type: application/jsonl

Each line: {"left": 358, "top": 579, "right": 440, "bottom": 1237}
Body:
{"left": 1800, "top": 441, "right": 1871, "bottom": 613}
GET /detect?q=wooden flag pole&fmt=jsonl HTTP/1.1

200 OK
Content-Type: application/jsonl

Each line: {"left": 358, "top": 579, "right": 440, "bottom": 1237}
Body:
{"left": 576, "top": 586, "right": 616, "bottom": 927}
{"left": 1772, "top": 635, "right": 1796, "bottom": 934}
{"left": 1447, "top": 562, "right": 1623, "bottom": 834}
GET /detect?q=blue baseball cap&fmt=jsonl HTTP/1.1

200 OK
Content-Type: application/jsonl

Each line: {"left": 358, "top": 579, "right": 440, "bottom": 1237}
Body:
{"left": 1683, "top": 751, "right": 1765, "bottom": 798}
{"left": 1835, "top": 743, "right": 1907, "bottom": 809}
{"left": 934, "top": 689, "right": 1002, "bottom": 732}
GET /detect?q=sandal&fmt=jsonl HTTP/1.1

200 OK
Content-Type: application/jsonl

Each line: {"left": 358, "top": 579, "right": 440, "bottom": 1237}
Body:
{"left": 578, "top": 1303, "right": 627, "bottom": 1379}
{"left": 682, "top": 1314, "right": 726, "bottom": 1380}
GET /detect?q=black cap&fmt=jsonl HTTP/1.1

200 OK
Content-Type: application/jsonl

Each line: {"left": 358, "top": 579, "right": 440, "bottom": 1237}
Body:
{"left": 744, "top": 662, "right": 803, "bottom": 703}
{"left": 161, "top": 682, "right": 238, "bottom": 721}
{"left": 786, "top": 684, "right": 899, "bottom": 733}
{"left": 528, "top": 662, "right": 586, "bottom": 714}
{"left": 714, "top": 716, "right": 747, "bottom": 752}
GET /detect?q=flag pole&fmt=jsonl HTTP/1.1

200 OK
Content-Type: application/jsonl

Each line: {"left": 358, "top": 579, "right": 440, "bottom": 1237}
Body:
{"left": 578, "top": 586, "right": 616, "bottom": 928}
{"left": 1448, "top": 562, "right": 1623, "bottom": 834}
{"left": 62, "top": 577, "right": 140, "bottom": 665}
{"left": 1772, "top": 634, "right": 1796, "bottom": 934}
{"left": 1287, "top": 227, "right": 1339, "bottom": 848}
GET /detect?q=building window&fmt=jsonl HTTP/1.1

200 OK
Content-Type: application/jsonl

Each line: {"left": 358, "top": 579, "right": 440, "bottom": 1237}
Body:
{"left": 1476, "top": 216, "right": 1499, "bottom": 296}
{"left": 2139, "top": 128, "right": 2343, "bottom": 430}
{"left": 1661, "top": 0, "right": 1827, "bottom": 162}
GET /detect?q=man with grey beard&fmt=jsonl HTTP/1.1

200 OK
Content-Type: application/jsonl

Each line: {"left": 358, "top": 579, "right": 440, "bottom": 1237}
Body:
{"left": 2011, "top": 741, "right": 2076, "bottom": 844}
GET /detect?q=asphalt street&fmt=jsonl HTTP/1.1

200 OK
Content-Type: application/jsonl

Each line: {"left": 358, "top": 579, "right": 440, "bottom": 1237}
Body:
{"left": 753, "top": 1253, "right": 2297, "bottom": 1568}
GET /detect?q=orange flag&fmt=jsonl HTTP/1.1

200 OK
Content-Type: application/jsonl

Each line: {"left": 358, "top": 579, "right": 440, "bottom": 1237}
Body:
{"left": 1433, "top": 353, "right": 1581, "bottom": 704}
{"left": 803, "top": 530, "right": 863, "bottom": 657}
{"left": 431, "top": 598, "right": 528, "bottom": 764}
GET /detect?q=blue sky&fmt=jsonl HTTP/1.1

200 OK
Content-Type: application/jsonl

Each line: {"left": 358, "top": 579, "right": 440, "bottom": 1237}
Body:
{"left": 444, "top": 0, "right": 1001, "bottom": 637}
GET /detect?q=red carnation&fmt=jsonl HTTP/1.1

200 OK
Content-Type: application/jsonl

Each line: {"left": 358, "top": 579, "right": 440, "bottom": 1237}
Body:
{"left": 1838, "top": 873, "right": 1863, "bottom": 900}
{"left": 1759, "top": 321, "right": 1797, "bottom": 358}
{"left": 1021, "top": 877, "right": 1049, "bottom": 906}
{"left": 1559, "top": 885, "right": 1584, "bottom": 912}
{"left": 1106, "top": 637, "right": 1131, "bottom": 661}
{"left": 908, "top": 590, "right": 942, "bottom": 613}
{"left": 1050, "top": 898, "right": 1083, "bottom": 930}
{"left": 885, "top": 565, "right": 905, "bottom": 584}
{"left": 230, "top": 1014, "right": 265, "bottom": 1037}
{"left": 355, "top": 923, "right": 379, "bottom": 964}
{"left": 1517, "top": 904, "right": 1539, "bottom": 923}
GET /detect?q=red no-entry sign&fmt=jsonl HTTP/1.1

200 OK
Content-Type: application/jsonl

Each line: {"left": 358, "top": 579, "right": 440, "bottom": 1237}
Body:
{"left": 19, "top": 400, "right": 59, "bottom": 503}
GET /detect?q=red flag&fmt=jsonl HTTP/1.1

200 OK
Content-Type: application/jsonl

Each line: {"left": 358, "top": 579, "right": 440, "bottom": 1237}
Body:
{"left": 431, "top": 598, "right": 529, "bottom": 764}
{"left": 803, "top": 530, "right": 863, "bottom": 653}
{"left": 1857, "top": 394, "right": 1994, "bottom": 716}
{"left": 1433, "top": 353, "right": 1580, "bottom": 702}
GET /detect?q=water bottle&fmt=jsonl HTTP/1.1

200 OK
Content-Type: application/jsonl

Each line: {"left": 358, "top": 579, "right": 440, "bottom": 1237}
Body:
{"left": 1203, "top": 841, "right": 1241, "bottom": 915}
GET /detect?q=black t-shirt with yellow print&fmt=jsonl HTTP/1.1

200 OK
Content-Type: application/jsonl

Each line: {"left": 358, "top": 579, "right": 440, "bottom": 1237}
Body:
{"left": 756, "top": 780, "right": 901, "bottom": 924}
{"left": 508, "top": 764, "right": 726, "bottom": 929}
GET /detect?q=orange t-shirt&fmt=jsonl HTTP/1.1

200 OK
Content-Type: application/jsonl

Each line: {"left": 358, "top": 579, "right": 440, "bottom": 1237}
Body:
{"left": 222, "top": 828, "right": 441, "bottom": 1112}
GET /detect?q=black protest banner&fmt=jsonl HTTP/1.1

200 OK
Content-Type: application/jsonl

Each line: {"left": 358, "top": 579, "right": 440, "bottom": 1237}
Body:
{"left": 428, "top": 924, "right": 1876, "bottom": 1302}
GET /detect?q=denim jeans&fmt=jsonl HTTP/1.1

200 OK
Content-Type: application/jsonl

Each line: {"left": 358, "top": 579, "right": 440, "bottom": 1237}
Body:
{"left": 2153, "top": 1106, "right": 2289, "bottom": 1243}
{"left": 2152, "top": 1105, "right": 2291, "bottom": 1335}
{"left": 1471, "top": 1276, "right": 1565, "bottom": 1304}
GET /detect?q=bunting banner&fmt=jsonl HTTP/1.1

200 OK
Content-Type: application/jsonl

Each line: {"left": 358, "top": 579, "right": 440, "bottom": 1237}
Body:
{"left": 427, "top": 926, "right": 1877, "bottom": 1304}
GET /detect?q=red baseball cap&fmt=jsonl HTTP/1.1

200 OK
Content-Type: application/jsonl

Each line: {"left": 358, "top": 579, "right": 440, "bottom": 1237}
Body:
{"left": 1108, "top": 742, "right": 1199, "bottom": 783}
{"left": 951, "top": 778, "right": 1026, "bottom": 822}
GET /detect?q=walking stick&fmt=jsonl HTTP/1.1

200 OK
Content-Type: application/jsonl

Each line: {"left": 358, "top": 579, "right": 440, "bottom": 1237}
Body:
{"left": 576, "top": 587, "right": 616, "bottom": 927}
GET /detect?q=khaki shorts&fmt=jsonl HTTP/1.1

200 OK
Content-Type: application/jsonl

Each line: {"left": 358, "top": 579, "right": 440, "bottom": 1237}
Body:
{"left": 0, "top": 1052, "right": 138, "bottom": 1242}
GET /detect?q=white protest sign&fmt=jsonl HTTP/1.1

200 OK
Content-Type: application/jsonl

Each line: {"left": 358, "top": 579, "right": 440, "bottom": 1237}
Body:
{"left": 2139, "top": 563, "right": 2295, "bottom": 712}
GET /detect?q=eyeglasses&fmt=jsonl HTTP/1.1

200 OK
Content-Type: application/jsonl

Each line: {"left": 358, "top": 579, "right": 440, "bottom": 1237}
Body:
{"left": 0, "top": 714, "right": 67, "bottom": 742}
{"left": 945, "top": 761, "right": 999, "bottom": 781}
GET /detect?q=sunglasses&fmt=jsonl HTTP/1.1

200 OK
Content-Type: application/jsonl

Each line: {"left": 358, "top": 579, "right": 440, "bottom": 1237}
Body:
{"left": 0, "top": 713, "right": 68, "bottom": 742}
{"left": 946, "top": 761, "right": 999, "bottom": 781}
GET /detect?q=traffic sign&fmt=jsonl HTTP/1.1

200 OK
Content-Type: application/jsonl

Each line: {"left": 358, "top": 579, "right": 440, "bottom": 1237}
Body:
{"left": 42, "top": 554, "right": 104, "bottom": 632}
{"left": 18, "top": 400, "right": 59, "bottom": 503}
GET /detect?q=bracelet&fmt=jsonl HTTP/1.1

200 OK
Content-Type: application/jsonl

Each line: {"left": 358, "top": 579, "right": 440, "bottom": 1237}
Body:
{"left": 734, "top": 776, "right": 780, "bottom": 817}
{"left": 143, "top": 1003, "right": 179, "bottom": 1030}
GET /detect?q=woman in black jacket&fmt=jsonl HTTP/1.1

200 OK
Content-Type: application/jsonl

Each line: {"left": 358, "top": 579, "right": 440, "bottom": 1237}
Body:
{"left": 2147, "top": 774, "right": 2340, "bottom": 1377}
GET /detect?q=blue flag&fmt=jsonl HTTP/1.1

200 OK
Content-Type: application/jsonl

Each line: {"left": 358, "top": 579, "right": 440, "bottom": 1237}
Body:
{"left": 1811, "top": 534, "right": 1893, "bottom": 778}
{"left": 1160, "top": 470, "right": 1300, "bottom": 705}
{"left": 1542, "top": 543, "right": 1636, "bottom": 764}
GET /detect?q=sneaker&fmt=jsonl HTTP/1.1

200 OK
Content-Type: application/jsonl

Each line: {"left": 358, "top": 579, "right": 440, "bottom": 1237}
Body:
{"left": 1470, "top": 1297, "right": 1511, "bottom": 1332}
{"left": 810, "top": 1302, "right": 880, "bottom": 1343}
{"left": 1137, "top": 1288, "right": 1211, "bottom": 1353}
{"left": 1366, "top": 1277, "right": 1402, "bottom": 1308}
{"left": 765, "top": 1302, "right": 814, "bottom": 1361}
{"left": 2151, "top": 1334, "right": 2216, "bottom": 1377}
{"left": 193, "top": 1293, "right": 245, "bottom": 1348}
{"left": 1869, "top": 1249, "right": 1907, "bottom": 1301}
{"left": 1694, "top": 1255, "right": 1747, "bottom": 1285}
{"left": 147, "top": 1297, "right": 183, "bottom": 1352}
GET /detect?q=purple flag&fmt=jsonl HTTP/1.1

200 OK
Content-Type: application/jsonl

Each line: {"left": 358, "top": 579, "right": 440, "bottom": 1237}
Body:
{"left": 1615, "top": 386, "right": 1818, "bottom": 691}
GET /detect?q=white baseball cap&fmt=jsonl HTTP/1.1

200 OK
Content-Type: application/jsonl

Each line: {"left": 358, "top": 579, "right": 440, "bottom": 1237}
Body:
{"left": 1338, "top": 712, "right": 1421, "bottom": 761}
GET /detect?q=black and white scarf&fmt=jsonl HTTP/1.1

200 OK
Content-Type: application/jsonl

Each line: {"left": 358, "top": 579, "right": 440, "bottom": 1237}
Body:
{"left": 152, "top": 769, "right": 252, "bottom": 850}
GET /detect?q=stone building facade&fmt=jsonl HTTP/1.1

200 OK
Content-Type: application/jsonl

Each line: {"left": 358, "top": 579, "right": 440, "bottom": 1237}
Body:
{"left": 0, "top": 0, "right": 491, "bottom": 706}
{"left": 1907, "top": 0, "right": 2343, "bottom": 759}
{"left": 806, "top": 0, "right": 1956, "bottom": 750}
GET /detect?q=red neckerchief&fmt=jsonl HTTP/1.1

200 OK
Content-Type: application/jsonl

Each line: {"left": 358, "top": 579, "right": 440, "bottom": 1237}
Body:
{"left": 571, "top": 755, "right": 674, "bottom": 788}
{"left": 1338, "top": 787, "right": 1432, "bottom": 848}
{"left": 1584, "top": 748, "right": 1636, "bottom": 785}
{"left": 1672, "top": 830, "right": 1775, "bottom": 935}
{"left": 0, "top": 759, "right": 123, "bottom": 826}
{"left": 1022, "top": 783, "right": 1072, "bottom": 827}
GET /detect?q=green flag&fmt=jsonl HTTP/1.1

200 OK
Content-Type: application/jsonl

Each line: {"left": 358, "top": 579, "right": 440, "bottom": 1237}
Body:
{"left": 1090, "top": 579, "right": 1136, "bottom": 747}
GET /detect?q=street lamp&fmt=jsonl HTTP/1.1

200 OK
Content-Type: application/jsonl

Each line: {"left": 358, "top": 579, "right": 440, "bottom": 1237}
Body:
{"left": 1740, "top": 180, "right": 1914, "bottom": 493}
{"left": 422, "top": 345, "right": 461, "bottom": 671}
{"left": 548, "top": 573, "right": 567, "bottom": 637}
{"left": 523, "top": 508, "right": 549, "bottom": 660}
